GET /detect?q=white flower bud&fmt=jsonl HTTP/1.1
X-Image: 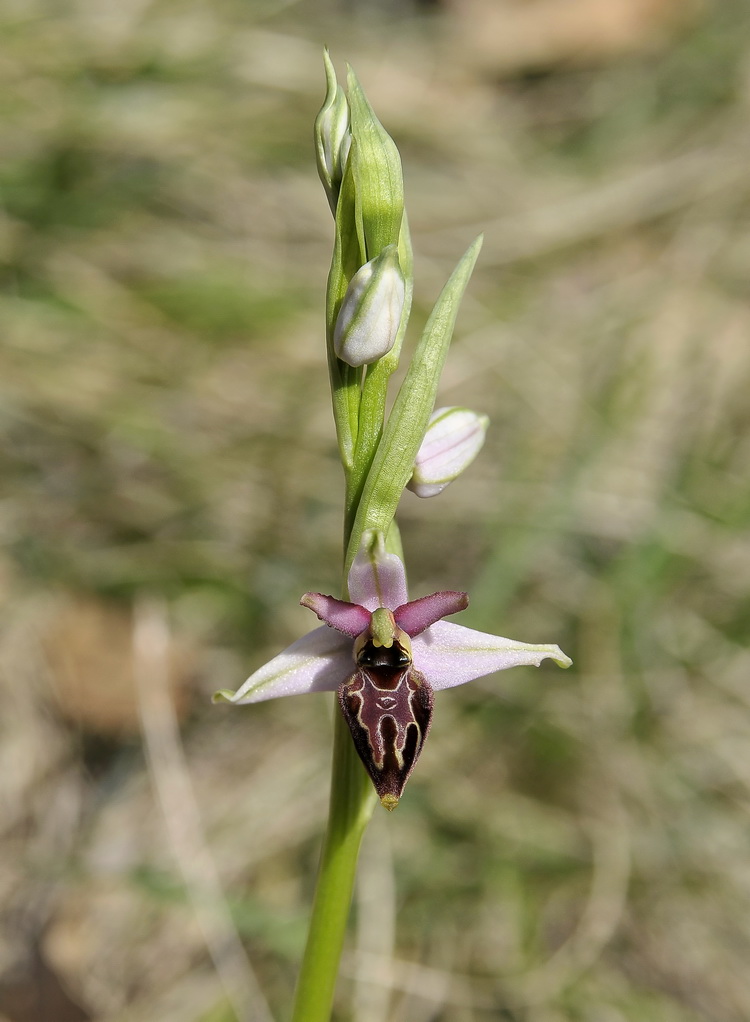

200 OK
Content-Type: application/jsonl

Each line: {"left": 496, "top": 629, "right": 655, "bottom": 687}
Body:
{"left": 314, "top": 53, "right": 351, "bottom": 211}
{"left": 316, "top": 90, "right": 350, "bottom": 192}
{"left": 333, "top": 245, "right": 405, "bottom": 368}
{"left": 407, "top": 407, "right": 489, "bottom": 498}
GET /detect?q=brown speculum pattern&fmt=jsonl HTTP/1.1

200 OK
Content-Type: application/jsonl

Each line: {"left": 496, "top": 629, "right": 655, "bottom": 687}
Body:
{"left": 339, "top": 635, "right": 433, "bottom": 810}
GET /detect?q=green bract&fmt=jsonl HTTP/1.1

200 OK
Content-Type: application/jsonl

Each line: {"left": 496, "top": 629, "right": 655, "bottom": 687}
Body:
{"left": 344, "top": 235, "right": 483, "bottom": 574}
{"left": 345, "top": 69, "right": 404, "bottom": 260}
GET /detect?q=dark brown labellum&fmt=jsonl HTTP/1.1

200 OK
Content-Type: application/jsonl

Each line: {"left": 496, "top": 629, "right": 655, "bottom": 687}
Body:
{"left": 338, "top": 638, "right": 433, "bottom": 809}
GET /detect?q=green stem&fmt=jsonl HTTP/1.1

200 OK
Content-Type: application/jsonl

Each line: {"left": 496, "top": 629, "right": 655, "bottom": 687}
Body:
{"left": 290, "top": 451, "right": 382, "bottom": 1021}
{"left": 295, "top": 72, "right": 415, "bottom": 1021}
{"left": 289, "top": 522, "right": 402, "bottom": 1022}
{"left": 290, "top": 710, "right": 377, "bottom": 1022}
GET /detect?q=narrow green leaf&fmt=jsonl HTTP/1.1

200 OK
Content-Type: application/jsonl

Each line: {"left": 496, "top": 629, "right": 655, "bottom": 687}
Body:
{"left": 344, "top": 216, "right": 414, "bottom": 535}
{"left": 345, "top": 235, "right": 483, "bottom": 572}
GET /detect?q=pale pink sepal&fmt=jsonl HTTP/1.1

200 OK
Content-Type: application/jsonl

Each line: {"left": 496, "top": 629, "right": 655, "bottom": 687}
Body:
{"left": 214, "top": 625, "right": 352, "bottom": 705}
{"left": 411, "top": 620, "right": 572, "bottom": 691}
{"left": 300, "top": 592, "right": 371, "bottom": 636}
{"left": 347, "top": 533, "right": 408, "bottom": 611}
{"left": 394, "top": 591, "right": 469, "bottom": 636}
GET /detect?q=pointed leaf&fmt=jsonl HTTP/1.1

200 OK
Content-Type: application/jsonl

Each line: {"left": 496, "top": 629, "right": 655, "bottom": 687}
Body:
{"left": 345, "top": 236, "right": 483, "bottom": 573}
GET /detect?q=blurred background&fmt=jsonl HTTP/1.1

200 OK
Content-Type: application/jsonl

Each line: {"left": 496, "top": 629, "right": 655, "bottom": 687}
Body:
{"left": 2, "top": 0, "right": 750, "bottom": 1019}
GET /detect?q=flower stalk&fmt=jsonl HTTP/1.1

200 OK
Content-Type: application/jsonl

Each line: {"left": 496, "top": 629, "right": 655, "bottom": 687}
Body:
{"left": 289, "top": 710, "right": 376, "bottom": 1021}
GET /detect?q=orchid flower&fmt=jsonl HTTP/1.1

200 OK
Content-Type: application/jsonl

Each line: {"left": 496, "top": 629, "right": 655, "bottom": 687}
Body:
{"left": 216, "top": 532, "right": 571, "bottom": 810}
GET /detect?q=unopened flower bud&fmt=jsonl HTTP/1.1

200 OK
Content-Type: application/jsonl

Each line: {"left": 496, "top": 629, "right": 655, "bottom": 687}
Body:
{"left": 315, "top": 52, "right": 351, "bottom": 211}
{"left": 407, "top": 407, "right": 489, "bottom": 498}
{"left": 333, "top": 245, "right": 405, "bottom": 367}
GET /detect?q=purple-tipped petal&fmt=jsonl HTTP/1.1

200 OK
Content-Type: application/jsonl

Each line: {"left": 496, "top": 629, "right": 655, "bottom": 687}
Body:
{"left": 348, "top": 531, "right": 408, "bottom": 611}
{"left": 300, "top": 593, "right": 371, "bottom": 636}
{"left": 214, "top": 626, "right": 352, "bottom": 705}
{"left": 394, "top": 591, "right": 469, "bottom": 636}
{"left": 412, "top": 620, "right": 572, "bottom": 691}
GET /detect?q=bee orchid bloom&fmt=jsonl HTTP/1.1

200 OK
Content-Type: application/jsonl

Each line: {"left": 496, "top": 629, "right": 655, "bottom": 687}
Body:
{"left": 216, "top": 534, "right": 571, "bottom": 809}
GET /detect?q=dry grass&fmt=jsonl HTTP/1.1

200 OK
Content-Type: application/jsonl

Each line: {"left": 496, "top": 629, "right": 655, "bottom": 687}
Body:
{"left": 1, "top": 1, "right": 750, "bottom": 1019}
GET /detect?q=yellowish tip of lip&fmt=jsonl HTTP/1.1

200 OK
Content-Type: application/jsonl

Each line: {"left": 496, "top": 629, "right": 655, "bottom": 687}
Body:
{"left": 380, "top": 794, "right": 399, "bottom": 812}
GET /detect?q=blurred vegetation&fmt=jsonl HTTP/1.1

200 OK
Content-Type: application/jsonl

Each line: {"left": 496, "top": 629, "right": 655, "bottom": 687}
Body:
{"left": 2, "top": 1, "right": 750, "bottom": 1021}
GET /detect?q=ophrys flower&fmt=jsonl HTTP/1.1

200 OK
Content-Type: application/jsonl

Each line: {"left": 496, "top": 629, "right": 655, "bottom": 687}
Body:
{"left": 216, "top": 533, "right": 571, "bottom": 809}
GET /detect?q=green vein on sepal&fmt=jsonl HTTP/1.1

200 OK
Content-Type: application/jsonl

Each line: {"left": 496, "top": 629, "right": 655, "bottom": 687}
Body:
{"left": 346, "top": 68, "right": 404, "bottom": 260}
